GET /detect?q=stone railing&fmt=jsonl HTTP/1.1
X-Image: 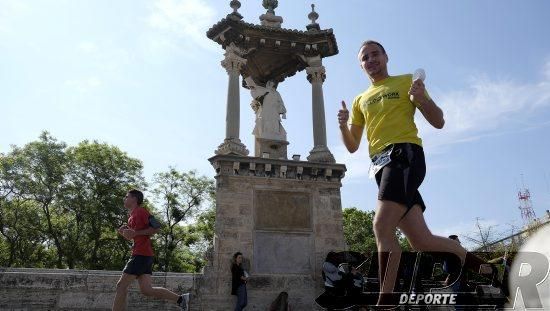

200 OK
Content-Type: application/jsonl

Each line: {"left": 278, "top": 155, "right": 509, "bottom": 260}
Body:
{"left": 0, "top": 268, "right": 197, "bottom": 311}
{"left": 0, "top": 268, "right": 326, "bottom": 310}
{"left": 209, "top": 154, "right": 346, "bottom": 182}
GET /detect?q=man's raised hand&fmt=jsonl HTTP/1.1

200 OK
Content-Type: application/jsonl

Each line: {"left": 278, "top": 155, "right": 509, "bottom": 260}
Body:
{"left": 338, "top": 100, "right": 349, "bottom": 127}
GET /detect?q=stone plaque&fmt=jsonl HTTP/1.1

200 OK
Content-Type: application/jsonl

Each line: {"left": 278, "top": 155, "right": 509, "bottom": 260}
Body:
{"left": 254, "top": 190, "right": 311, "bottom": 231}
{"left": 253, "top": 231, "right": 312, "bottom": 274}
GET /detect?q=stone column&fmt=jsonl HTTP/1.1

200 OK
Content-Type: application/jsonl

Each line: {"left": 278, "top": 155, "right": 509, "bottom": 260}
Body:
{"left": 306, "top": 56, "right": 335, "bottom": 163}
{"left": 216, "top": 43, "right": 249, "bottom": 156}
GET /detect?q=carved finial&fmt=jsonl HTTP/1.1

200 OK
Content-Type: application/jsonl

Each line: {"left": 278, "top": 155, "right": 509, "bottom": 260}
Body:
{"left": 228, "top": 0, "right": 243, "bottom": 20}
{"left": 306, "top": 3, "right": 320, "bottom": 31}
{"left": 309, "top": 4, "right": 318, "bottom": 23}
{"left": 260, "top": 0, "right": 283, "bottom": 28}
{"left": 263, "top": 0, "right": 278, "bottom": 15}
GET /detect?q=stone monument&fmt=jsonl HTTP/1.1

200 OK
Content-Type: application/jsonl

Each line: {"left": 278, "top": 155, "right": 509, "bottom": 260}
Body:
{"left": 199, "top": 1, "right": 347, "bottom": 309}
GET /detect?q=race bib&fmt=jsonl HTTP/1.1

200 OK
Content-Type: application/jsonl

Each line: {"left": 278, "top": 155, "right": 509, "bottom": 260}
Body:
{"left": 368, "top": 145, "right": 393, "bottom": 179}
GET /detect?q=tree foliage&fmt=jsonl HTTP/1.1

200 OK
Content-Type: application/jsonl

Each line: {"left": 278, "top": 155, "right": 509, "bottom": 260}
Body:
{"left": 343, "top": 207, "right": 410, "bottom": 254}
{"left": 0, "top": 132, "right": 215, "bottom": 272}
{"left": 150, "top": 168, "right": 215, "bottom": 272}
{"left": 343, "top": 207, "right": 377, "bottom": 254}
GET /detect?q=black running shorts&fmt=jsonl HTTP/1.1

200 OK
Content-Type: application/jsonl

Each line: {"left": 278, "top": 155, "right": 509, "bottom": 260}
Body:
{"left": 374, "top": 143, "right": 426, "bottom": 212}
{"left": 123, "top": 255, "right": 154, "bottom": 276}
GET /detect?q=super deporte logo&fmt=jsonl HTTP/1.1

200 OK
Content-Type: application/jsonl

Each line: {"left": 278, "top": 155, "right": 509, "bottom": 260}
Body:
{"left": 364, "top": 91, "right": 400, "bottom": 106}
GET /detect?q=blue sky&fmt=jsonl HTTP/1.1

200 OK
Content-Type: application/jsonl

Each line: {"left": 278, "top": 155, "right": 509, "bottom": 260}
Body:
{"left": 1, "top": 0, "right": 550, "bottom": 249}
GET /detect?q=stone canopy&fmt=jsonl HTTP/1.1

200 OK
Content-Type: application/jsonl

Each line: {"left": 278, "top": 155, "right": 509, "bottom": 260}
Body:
{"left": 206, "top": 15, "right": 339, "bottom": 86}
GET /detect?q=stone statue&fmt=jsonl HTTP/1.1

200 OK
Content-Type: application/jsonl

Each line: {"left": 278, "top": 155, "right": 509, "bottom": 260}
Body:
{"left": 245, "top": 78, "right": 287, "bottom": 142}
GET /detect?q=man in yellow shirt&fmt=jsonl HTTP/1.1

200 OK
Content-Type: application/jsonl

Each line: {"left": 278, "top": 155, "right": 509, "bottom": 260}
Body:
{"left": 338, "top": 40, "right": 490, "bottom": 307}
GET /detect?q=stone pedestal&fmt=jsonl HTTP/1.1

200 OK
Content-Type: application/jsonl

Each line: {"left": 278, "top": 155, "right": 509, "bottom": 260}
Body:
{"left": 254, "top": 138, "right": 289, "bottom": 159}
{"left": 307, "top": 145, "right": 336, "bottom": 163}
{"left": 200, "top": 154, "right": 346, "bottom": 310}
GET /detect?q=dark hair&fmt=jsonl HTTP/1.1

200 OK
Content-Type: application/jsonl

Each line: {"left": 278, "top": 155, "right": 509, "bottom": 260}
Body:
{"left": 233, "top": 252, "right": 243, "bottom": 261}
{"left": 128, "top": 189, "right": 144, "bottom": 205}
{"left": 448, "top": 235, "right": 459, "bottom": 240}
{"left": 269, "top": 291, "right": 290, "bottom": 311}
{"left": 359, "top": 40, "right": 386, "bottom": 55}
{"left": 325, "top": 251, "right": 339, "bottom": 265}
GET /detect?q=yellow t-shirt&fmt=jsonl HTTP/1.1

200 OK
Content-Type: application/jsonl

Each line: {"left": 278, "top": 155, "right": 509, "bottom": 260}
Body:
{"left": 350, "top": 74, "right": 428, "bottom": 156}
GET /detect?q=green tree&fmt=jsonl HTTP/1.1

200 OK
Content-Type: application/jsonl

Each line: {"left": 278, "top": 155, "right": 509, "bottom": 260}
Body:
{"left": 343, "top": 207, "right": 410, "bottom": 254}
{"left": 62, "top": 140, "right": 145, "bottom": 269}
{"left": 185, "top": 206, "right": 216, "bottom": 272}
{"left": 343, "top": 207, "right": 377, "bottom": 254}
{"left": 0, "top": 133, "right": 146, "bottom": 270}
{"left": 0, "top": 153, "right": 51, "bottom": 267}
{"left": 0, "top": 199, "right": 49, "bottom": 267}
{"left": 4, "top": 132, "right": 70, "bottom": 268}
{"left": 151, "top": 168, "right": 215, "bottom": 272}
{"left": 0, "top": 132, "right": 216, "bottom": 272}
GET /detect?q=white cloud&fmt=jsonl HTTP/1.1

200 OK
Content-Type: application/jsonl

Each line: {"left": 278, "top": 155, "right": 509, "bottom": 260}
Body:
{"left": 77, "top": 41, "right": 98, "bottom": 54}
{"left": 71, "top": 42, "right": 113, "bottom": 88}
{"left": 146, "top": 0, "right": 217, "bottom": 54}
{"left": 65, "top": 76, "right": 102, "bottom": 93}
{"left": 0, "top": 0, "right": 30, "bottom": 35}
{"left": 420, "top": 60, "right": 550, "bottom": 152}
{"left": 72, "top": 40, "right": 136, "bottom": 86}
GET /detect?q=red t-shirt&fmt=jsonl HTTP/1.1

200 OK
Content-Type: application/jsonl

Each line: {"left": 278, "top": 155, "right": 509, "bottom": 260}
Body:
{"left": 127, "top": 207, "right": 154, "bottom": 256}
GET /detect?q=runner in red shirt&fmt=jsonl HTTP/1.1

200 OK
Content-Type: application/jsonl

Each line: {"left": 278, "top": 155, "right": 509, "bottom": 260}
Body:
{"left": 112, "top": 189, "right": 190, "bottom": 311}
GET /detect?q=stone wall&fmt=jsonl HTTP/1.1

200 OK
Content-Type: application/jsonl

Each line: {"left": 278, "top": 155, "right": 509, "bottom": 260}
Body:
{"left": 0, "top": 268, "right": 325, "bottom": 310}
{"left": 202, "top": 154, "right": 347, "bottom": 310}
{"left": 0, "top": 268, "right": 196, "bottom": 310}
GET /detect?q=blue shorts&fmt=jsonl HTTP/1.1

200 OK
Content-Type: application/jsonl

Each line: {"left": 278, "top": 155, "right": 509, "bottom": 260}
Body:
{"left": 123, "top": 255, "right": 153, "bottom": 276}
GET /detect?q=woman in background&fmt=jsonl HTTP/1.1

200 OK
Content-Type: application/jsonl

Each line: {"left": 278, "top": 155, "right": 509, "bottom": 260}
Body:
{"left": 231, "top": 252, "right": 248, "bottom": 311}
